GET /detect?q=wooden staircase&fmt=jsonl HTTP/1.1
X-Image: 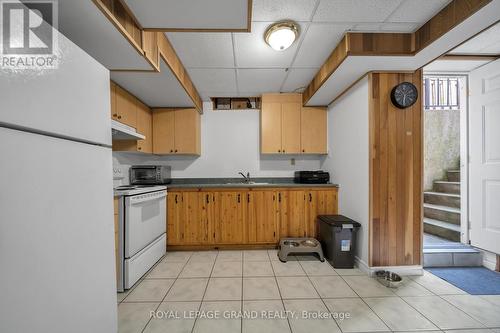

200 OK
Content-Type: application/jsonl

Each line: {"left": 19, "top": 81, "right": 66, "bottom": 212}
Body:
{"left": 423, "top": 169, "right": 462, "bottom": 242}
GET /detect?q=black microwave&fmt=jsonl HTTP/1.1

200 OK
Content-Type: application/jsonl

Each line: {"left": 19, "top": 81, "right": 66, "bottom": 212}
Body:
{"left": 129, "top": 165, "right": 171, "bottom": 185}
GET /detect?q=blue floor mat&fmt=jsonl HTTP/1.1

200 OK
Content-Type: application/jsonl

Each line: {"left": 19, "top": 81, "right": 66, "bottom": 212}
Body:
{"left": 426, "top": 267, "right": 500, "bottom": 295}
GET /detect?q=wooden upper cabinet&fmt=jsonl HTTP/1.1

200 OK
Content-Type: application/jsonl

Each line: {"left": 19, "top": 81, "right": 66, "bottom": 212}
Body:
{"left": 110, "top": 81, "right": 117, "bottom": 119}
{"left": 174, "top": 109, "right": 201, "bottom": 154}
{"left": 153, "top": 109, "right": 175, "bottom": 154}
{"left": 114, "top": 84, "right": 137, "bottom": 128}
{"left": 301, "top": 107, "right": 327, "bottom": 154}
{"left": 261, "top": 93, "right": 325, "bottom": 154}
{"left": 282, "top": 102, "right": 301, "bottom": 154}
{"left": 153, "top": 108, "right": 200, "bottom": 155}
{"left": 135, "top": 100, "right": 153, "bottom": 153}
{"left": 261, "top": 102, "right": 282, "bottom": 153}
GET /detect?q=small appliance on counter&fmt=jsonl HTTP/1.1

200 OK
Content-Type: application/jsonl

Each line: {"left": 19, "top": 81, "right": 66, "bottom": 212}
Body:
{"left": 130, "top": 165, "right": 171, "bottom": 185}
{"left": 294, "top": 170, "right": 330, "bottom": 184}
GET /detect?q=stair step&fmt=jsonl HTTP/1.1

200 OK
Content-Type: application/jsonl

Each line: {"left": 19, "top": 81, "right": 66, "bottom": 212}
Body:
{"left": 424, "top": 204, "right": 461, "bottom": 224}
{"left": 433, "top": 181, "right": 460, "bottom": 194}
{"left": 447, "top": 170, "right": 460, "bottom": 182}
{"left": 424, "top": 191, "right": 460, "bottom": 208}
{"left": 424, "top": 218, "right": 461, "bottom": 242}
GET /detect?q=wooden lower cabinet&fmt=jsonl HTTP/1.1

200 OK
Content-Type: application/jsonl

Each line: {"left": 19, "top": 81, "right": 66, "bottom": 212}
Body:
{"left": 166, "top": 187, "right": 338, "bottom": 247}
{"left": 215, "top": 191, "right": 247, "bottom": 244}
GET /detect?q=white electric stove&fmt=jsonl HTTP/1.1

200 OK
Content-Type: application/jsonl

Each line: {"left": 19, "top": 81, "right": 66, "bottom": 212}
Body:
{"left": 114, "top": 185, "right": 167, "bottom": 291}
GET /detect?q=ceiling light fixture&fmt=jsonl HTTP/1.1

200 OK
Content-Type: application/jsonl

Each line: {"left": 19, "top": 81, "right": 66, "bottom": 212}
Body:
{"left": 264, "top": 21, "right": 299, "bottom": 51}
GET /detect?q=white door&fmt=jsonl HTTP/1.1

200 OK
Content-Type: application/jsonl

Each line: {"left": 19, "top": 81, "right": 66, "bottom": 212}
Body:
{"left": 469, "top": 59, "right": 500, "bottom": 254}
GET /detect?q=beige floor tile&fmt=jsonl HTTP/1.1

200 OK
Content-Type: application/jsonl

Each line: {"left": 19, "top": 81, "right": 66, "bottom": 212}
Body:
{"left": 165, "top": 278, "right": 208, "bottom": 301}
{"left": 300, "top": 261, "right": 338, "bottom": 276}
{"left": 117, "top": 290, "right": 130, "bottom": 303}
{"left": 442, "top": 295, "right": 500, "bottom": 327}
{"left": 244, "top": 250, "right": 270, "bottom": 261}
{"left": 268, "top": 249, "right": 281, "bottom": 261}
{"left": 163, "top": 251, "right": 192, "bottom": 263}
{"left": 143, "top": 301, "right": 200, "bottom": 333}
{"left": 272, "top": 261, "right": 306, "bottom": 276}
{"left": 403, "top": 296, "right": 484, "bottom": 330}
{"left": 243, "top": 261, "right": 274, "bottom": 277}
{"left": 276, "top": 276, "right": 319, "bottom": 299}
{"left": 409, "top": 271, "right": 467, "bottom": 295}
{"left": 118, "top": 302, "right": 158, "bottom": 333}
{"left": 242, "top": 300, "right": 291, "bottom": 333}
{"left": 342, "top": 275, "right": 395, "bottom": 297}
{"left": 480, "top": 295, "right": 500, "bottom": 308}
{"left": 323, "top": 298, "right": 389, "bottom": 332}
{"left": 364, "top": 297, "right": 437, "bottom": 331}
{"left": 295, "top": 254, "right": 323, "bottom": 261}
{"left": 216, "top": 250, "right": 243, "bottom": 262}
{"left": 392, "top": 278, "right": 434, "bottom": 297}
{"left": 333, "top": 268, "right": 365, "bottom": 276}
{"left": 189, "top": 251, "right": 218, "bottom": 263}
{"left": 123, "top": 279, "right": 175, "bottom": 302}
{"left": 243, "top": 277, "right": 281, "bottom": 300}
{"left": 211, "top": 261, "right": 243, "bottom": 277}
{"left": 443, "top": 330, "right": 500, "bottom": 333}
{"left": 309, "top": 276, "right": 358, "bottom": 298}
{"left": 179, "top": 262, "right": 214, "bottom": 278}
{"left": 204, "top": 277, "right": 242, "bottom": 301}
{"left": 284, "top": 299, "right": 341, "bottom": 333}
{"left": 146, "top": 262, "right": 185, "bottom": 279}
{"left": 193, "top": 301, "right": 241, "bottom": 333}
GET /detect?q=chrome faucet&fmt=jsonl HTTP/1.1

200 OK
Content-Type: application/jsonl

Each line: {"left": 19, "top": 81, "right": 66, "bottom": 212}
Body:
{"left": 238, "top": 172, "right": 250, "bottom": 183}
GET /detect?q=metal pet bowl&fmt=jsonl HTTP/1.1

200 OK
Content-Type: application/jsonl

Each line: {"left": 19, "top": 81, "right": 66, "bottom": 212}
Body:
{"left": 375, "top": 270, "right": 403, "bottom": 288}
{"left": 283, "top": 240, "right": 300, "bottom": 247}
{"left": 301, "top": 239, "right": 319, "bottom": 247}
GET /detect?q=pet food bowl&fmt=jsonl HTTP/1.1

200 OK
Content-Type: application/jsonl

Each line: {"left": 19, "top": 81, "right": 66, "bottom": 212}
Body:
{"left": 375, "top": 270, "right": 403, "bottom": 288}
{"left": 283, "top": 240, "right": 300, "bottom": 247}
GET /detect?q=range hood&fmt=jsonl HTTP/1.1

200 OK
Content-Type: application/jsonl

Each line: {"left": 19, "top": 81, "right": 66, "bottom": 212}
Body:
{"left": 111, "top": 120, "right": 145, "bottom": 140}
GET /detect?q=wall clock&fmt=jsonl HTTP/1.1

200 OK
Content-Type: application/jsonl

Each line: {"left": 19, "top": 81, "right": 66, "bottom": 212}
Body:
{"left": 391, "top": 82, "right": 418, "bottom": 109}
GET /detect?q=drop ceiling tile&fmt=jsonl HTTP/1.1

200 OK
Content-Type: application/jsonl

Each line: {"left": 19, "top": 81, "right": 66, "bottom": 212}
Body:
{"left": 351, "top": 23, "right": 382, "bottom": 32}
{"left": 166, "top": 32, "right": 234, "bottom": 68}
{"left": 386, "top": 0, "right": 451, "bottom": 23}
{"left": 237, "top": 69, "right": 288, "bottom": 94}
{"left": 313, "top": 0, "right": 402, "bottom": 23}
{"left": 424, "top": 59, "right": 491, "bottom": 72}
{"left": 123, "top": 0, "right": 248, "bottom": 30}
{"left": 281, "top": 68, "right": 318, "bottom": 92}
{"left": 252, "top": 0, "right": 318, "bottom": 22}
{"left": 187, "top": 68, "right": 237, "bottom": 94}
{"left": 293, "top": 23, "right": 351, "bottom": 67}
{"left": 234, "top": 22, "right": 306, "bottom": 68}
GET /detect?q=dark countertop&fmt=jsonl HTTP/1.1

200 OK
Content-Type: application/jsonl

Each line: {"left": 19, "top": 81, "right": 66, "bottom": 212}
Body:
{"left": 165, "top": 177, "right": 339, "bottom": 189}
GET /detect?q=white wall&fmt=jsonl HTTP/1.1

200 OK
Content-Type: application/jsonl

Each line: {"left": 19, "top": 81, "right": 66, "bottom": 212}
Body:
{"left": 114, "top": 102, "right": 323, "bottom": 182}
{"left": 321, "top": 77, "right": 370, "bottom": 265}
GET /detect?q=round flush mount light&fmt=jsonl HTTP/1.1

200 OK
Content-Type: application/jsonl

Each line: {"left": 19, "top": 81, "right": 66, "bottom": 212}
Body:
{"left": 264, "top": 21, "right": 299, "bottom": 51}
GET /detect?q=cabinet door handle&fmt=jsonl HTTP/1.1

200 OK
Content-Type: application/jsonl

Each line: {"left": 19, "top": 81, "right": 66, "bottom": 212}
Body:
{"left": 175, "top": 195, "right": 178, "bottom": 204}
{"left": 138, "top": 147, "right": 142, "bottom": 151}
{"left": 175, "top": 149, "right": 178, "bottom": 153}
{"left": 247, "top": 193, "right": 250, "bottom": 203}
{"left": 309, "top": 193, "right": 312, "bottom": 202}
{"left": 237, "top": 194, "right": 241, "bottom": 203}
{"left": 170, "top": 149, "right": 173, "bottom": 153}
{"left": 302, "top": 149, "right": 305, "bottom": 153}
{"left": 278, "top": 193, "right": 281, "bottom": 202}
{"left": 206, "top": 194, "right": 209, "bottom": 204}
{"left": 112, "top": 113, "right": 117, "bottom": 118}
{"left": 278, "top": 149, "right": 281, "bottom": 153}
{"left": 118, "top": 115, "right": 122, "bottom": 119}
{"left": 282, "top": 149, "right": 285, "bottom": 153}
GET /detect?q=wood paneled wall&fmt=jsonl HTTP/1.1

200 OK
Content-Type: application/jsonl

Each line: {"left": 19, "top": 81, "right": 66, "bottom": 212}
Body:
{"left": 368, "top": 71, "right": 423, "bottom": 267}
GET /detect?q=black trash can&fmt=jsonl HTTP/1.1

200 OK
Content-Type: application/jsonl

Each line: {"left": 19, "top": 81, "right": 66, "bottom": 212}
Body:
{"left": 318, "top": 215, "right": 361, "bottom": 269}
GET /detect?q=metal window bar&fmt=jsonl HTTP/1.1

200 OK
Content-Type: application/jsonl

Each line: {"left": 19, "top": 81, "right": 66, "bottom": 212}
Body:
{"left": 423, "top": 76, "right": 460, "bottom": 110}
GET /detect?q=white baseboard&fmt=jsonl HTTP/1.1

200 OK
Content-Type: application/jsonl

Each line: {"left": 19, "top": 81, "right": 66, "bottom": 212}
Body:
{"left": 354, "top": 256, "right": 424, "bottom": 276}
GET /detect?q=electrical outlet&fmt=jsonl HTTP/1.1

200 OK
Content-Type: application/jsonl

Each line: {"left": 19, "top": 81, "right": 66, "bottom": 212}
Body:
{"left": 113, "top": 167, "right": 124, "bottom": 180}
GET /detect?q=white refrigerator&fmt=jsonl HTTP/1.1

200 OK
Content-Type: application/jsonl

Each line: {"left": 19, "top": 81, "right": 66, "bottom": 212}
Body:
{"left": 0, "top": 22, "right": 117, "bottom": 333}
